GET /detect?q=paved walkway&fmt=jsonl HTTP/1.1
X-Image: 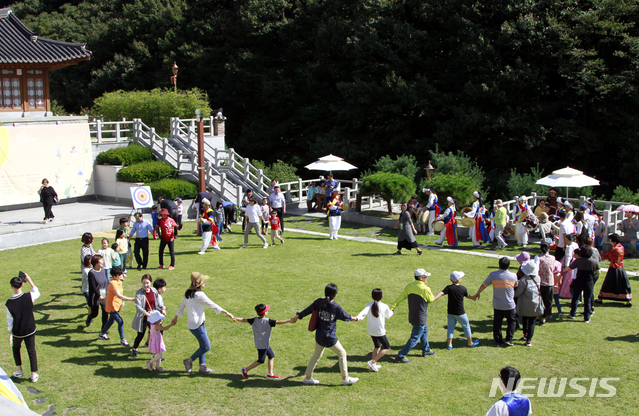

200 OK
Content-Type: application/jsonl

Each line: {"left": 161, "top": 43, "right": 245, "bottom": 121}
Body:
{"left": 0, "top": 201, "right": 623, "bottom": 274}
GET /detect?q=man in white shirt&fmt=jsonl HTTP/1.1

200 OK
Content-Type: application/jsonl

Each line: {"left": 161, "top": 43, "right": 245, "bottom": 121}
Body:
{"left": 555, "top": 210, "right": 574, "bottom": 260}
{"left": 241, "top": 198, "right": 268, "bottom": 249}
{"left": 269, "top": 185, "right": 286, "bottom": 234}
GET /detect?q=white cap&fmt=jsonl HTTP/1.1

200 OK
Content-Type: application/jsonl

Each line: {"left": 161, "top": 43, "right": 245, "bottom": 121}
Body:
{"left": 414, "top": 268, "right": 431, "bottom": 278}
{"left": 447, "top": 196, "right": 454, "bottom": 204}
{"left": 202, "top": 198, "right": 211, "bottom": 205}
{"left": 450, "top": 271, "right": 465, "bottom": 282}
{"left": 519, "top": 195, "right": 526, "bottom": 202}
{"left": 148, "top": 310, "right": 165, "bottom": 324}
{"left": 423, "top": 188, "right": 431, "bottom": 193}
{"left": 473, "top": 191, "right": 480, "bottom": 198}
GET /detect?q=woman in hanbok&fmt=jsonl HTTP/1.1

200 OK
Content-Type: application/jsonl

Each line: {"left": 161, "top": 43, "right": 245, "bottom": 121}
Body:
{"left": 467, "top": 191, "right": 490, "bottom": 247}
{"left": 393, "top": 203, "right": 423, "bottom": 255}
{"left": 434, "top": 197, "right": 458, "bottom": 247}
{"left": 596, "top": 234, "right": 632, "bottom": 306}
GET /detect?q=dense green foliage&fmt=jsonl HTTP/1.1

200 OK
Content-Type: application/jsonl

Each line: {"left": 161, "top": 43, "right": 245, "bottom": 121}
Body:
{"left": 94, "top": 144, "right": 154, "bottom": 166}
{"left": 425, "top": 174, "right": 477, "bottom": 208}
{"left": 13, "top": 0, "right": 639, "bottom": 197}
{"left": 146, "top": 177, "right": 198, "bottom": 200}
{"left": 507, "top": 164, "right": 550, "bottom": 199}
{"left": 360, "top": 172, "right": 416, "bottom": 213}
{"left": 611, "top": 185, "right": 639, "bottom": 205}
{"left": 116, "top": 160, "right": 178, "bottom": 183}
{"left": 252, "top": 159, "right": 298, "bottom": 184}
{"left": 94, "top": 89, "right": 211, "bottom": 135}
{"left": 368, "top": 154, "right": 420, "bottom": 183}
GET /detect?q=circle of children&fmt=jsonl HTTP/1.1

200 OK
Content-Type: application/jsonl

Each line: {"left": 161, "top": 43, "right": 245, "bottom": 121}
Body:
{"left": 8, "top": 186, "right": 632, "bottom": 410}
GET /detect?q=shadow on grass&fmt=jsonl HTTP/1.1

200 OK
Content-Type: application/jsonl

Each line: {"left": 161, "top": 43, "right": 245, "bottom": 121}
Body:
{"left": 226, "top": 375, "right": 306, "bottom": 388}
{"left": 605, "top": 334, "right": 639, "bottom": 343}
{"left": 350, "top": 253, "right": 398, "bottom": 257}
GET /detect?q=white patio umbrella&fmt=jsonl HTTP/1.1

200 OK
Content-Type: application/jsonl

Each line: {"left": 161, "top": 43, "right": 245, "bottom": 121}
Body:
{"left": 616, "top": 204, "right": 639, "bottom": 214}
{"left": 304, "top": 154, "right": 357, "bottom": 173}
{"left": 535, "top": 166, "right": 600, "bottom": 197}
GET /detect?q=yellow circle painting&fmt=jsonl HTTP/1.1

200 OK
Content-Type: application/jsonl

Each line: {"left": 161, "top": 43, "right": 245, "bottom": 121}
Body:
{"left": 0, "top": 127, "right": 9, "bottom": 167}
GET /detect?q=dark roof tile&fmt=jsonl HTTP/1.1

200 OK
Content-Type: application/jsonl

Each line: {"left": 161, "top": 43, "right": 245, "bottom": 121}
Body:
{"left": 0, "top": 7, "right": 91, "bottom": 66}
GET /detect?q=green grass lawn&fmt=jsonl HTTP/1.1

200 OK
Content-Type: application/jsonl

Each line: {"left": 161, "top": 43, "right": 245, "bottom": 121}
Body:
{"left": 1, "top": 217, "right": 637, "bottom": 415}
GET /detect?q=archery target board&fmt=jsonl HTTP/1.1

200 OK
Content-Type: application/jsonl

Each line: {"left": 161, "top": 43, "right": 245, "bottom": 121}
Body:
{"left": 130, "top": 186, "right": 154, "bottom": 209}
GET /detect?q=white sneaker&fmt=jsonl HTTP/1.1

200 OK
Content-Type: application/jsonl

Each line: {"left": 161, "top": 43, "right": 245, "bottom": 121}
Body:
{"left": 31, "top": 373, "right": 39, "bottom": 383}
{"left": 367, "top": 360, "right": 378, "bottom": 372}
{"left": 213, "top": 245, "right": 221, "bottom": 251}
{"left": 329, "top": 236, "right": 333, "bottom": 240}
{"left": 342, "top": 376, "right": 359, "bottom": 385}
{"left": 12, "top": 369, "right": 23, "bottom": 378}
{"left": 263, "top": 243, "right": 269, "bottom": 249}
{"left": 240, "top": 245, "right": 247, "bottom": 249}
{"left": 198, "top": 251, "right": 206, "bottom": 255}
{"left": 302, "top": 377, "right": 319, "bottom": 385}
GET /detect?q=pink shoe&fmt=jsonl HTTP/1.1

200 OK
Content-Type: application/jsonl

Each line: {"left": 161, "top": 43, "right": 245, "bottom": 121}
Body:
{"left": 267, "top": 374, "right": 280, "bottom": 379}
{"left": 146, "top": 361, "right": 153, "bottom": 372}
{"left": 168, "top": 266, "right": 175, "bottom": 271}
{"left": 156, "top": 367, "right": 165, "bottom": 372}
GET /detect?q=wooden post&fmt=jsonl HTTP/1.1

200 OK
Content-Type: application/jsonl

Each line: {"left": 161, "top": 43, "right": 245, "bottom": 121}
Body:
{"left": 356, "top": 191, "right": 362, "bottom": 213}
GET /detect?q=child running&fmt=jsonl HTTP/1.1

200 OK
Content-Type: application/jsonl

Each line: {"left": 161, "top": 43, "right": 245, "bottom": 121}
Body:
{"left": 235, "top": 304, "right": 296, "bottom": 379}
{"left": 97, "top": 238, "right": 116, "bottom": 279}
{"left": 355, "top": 288, "right": 394, "bottom": 372}
{"left": 269, "top": 210, "right": 284, "bottom": 246}
{"left": 115, "top": 230, "right": 128, "bottom": 273}
{"left": 432, "top": 271, "right": 479, "bottom": 349}
{"left": 146, "top": 310, "right": 175, "bottom": 372}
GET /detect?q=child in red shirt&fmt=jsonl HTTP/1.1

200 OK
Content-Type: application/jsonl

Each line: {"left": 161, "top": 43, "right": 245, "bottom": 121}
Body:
{"left": 269, "top": 210, "right": 284, "bottom": 246}
{"left": 156, "top": 209, "right": 178, "bottom": 270}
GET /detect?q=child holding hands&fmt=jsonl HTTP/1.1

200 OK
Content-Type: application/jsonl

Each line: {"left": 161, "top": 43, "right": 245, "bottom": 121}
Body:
{"left": 236, "top": 304, "right": 296, "bottom": 379}
{"left": 432, "top": 271, "right": 479, "bottom": 350}
{"left": 146, "top": 310, "right": 175, "bottom": 372}
{"left": 355, "top": 288, "right": 394, "bottom": 372}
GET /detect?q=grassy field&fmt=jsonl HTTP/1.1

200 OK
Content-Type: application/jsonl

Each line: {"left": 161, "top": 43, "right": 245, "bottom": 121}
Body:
{"left": 1, "top": 216, "right": 637, "bottom": 415}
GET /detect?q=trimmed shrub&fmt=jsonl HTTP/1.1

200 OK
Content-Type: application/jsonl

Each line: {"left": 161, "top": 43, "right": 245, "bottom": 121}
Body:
{"left": 94, "top": 88, "right": 212, "bottom": 136}
{"left": 423, "top": 173, "right": 477, "bottom": 208}
{"left": 360, "top": 172, "right": 416, "bottom": 214}
{"left": 95, "top": 144, "right": 154, "bottom": 166}
{"left": 252, "top": 159, "right": 298, "bottom": 185}
{"left": 146, "top": 178, "right": 198, "bottom": 200}
{"left": 117, "top": 161, "right": 178, "bottom": 183}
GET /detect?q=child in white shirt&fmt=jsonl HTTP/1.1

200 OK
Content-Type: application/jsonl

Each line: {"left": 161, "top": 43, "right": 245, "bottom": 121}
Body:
{"left": 355, "top": 289, "right": 393, "bottom": 372}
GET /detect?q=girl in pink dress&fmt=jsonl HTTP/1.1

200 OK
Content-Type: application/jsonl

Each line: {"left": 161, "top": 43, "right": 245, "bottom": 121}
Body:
{"left": 146, "top": 311, "right": 174, "bottom": 372}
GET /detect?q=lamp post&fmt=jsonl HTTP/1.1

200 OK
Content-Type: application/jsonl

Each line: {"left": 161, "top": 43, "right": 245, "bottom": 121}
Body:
{"left": 424, "top": 160, "right": 435, "bottom": 181}
{"left": 196, "top": 109, "right": 205, "bottom": 192}
{"left": 170, "top": 61, "right": 178, "bottom": 93}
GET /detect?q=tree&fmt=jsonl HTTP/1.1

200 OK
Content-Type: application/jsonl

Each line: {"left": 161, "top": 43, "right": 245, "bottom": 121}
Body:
{"left": 370, "top": 154, "right": 420, "bottom": 183}
{"left": 360, "top": 172, "right": 415, "bottom": 214}
{"left": 424, "top": 174, "right": 477, "bottom": 208}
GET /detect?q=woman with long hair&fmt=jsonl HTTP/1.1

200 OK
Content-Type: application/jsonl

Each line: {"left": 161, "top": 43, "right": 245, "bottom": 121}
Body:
{"left": 86, "top": 254, "right": 109, "bottom": 329}
{"left": 171, "top": 272, "right": 234, "bottom": 374}
{"left": 296, "top": 284, "right": 359, "bottom": 385}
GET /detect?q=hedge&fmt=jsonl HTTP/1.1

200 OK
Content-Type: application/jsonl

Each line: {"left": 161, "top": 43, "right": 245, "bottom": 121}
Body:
{"left": 146, "top": 178, "right": 198, "bottom": 200}
{"left": 117, "top": 161, "right": 178, "bottom": 183}
{"left": 95, "top": 144, "right": 154, "bottom": 166}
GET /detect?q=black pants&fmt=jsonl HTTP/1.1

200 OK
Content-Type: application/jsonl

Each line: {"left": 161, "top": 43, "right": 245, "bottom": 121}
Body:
{"left": 42, "top": 202, "right": 54, "bottom": 220}
{"left": 13, "top": 333, "right": 37, "bottom": 372}
{"left": 493, "top": 308, "right": 516, "bottom": 344}
{"left": 570, "top": 284, "right": 594, "bottom": 321}
{"left": 554, "top": 246, "right": 565, "bottom": 261}
{"left": 134, "top": 237, "right": 149, "bottom": 268}
{"left": 540, "top": 286, "right": 554, "bottom": 320}
{"left": 274, "top": 207, "right": 284, "bottom": 232}
{"left": 133, "top": 319, "right": 149, "bottom": 349}
{"left": 159, "top": 240, "right": 175, "bottom": 267}
{"left": 521, "top": 316, "right": 536, "bottom": 341}
{"left": 223, "top": 205, "right": 236, "bottom": 226}
{"left": 88, "top": 303, "right": 108, "bottom": 328}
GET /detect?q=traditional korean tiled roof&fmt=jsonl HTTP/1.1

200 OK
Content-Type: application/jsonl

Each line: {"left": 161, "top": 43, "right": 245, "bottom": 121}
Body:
{"left": 0, "top": 7, "right": 91, "bottom": 68}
